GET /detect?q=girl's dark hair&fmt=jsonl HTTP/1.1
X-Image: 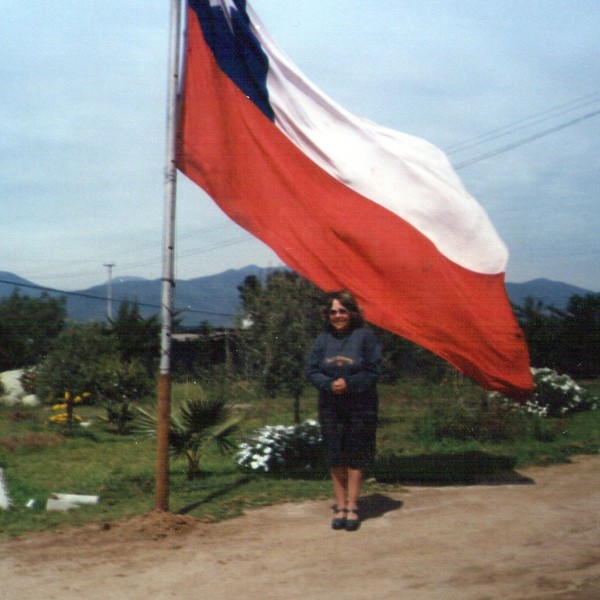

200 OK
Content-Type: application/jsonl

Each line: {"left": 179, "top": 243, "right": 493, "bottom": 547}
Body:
{"left": 323, "top": 290, "right": 364, "bottom": 333}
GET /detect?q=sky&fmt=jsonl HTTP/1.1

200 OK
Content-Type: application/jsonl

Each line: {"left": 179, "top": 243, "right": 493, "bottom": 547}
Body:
{"left": 2, "top": 0, "right": 599, "bottom": 293}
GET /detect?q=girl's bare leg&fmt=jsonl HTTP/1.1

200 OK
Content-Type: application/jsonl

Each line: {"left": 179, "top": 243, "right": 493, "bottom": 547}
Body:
{"left": 331, "top": 467, "right": 348, "bottom": 515}
{"left": 346, "top": 468, "right": 362, "bottom": 522}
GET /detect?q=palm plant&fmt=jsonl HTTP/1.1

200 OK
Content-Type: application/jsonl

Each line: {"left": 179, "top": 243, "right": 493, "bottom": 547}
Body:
{"left": 135, "top": 392, "right": 241, "bottom": 480}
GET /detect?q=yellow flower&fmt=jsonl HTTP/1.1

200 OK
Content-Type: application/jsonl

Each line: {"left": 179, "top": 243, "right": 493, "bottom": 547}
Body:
{"left": 52, "top": 403, "right": 67, "bottom": 410}
{"left": 74, "top": 396, "right": 82, "bottom": 404}
{"left": 48, "top": 413, "right": 81, "bottom": 424}
{"left": 64, "top": 391, "right": 71, "bottom": 401}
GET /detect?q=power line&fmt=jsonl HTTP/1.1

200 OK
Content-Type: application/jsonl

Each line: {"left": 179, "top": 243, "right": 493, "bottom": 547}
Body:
{"left": 0, "top": 277, "right": 235, "bottom": 319}
{"left": 447, "top": 90, "right": 600, "bottom": 154}
{"left": 14, "top": 229, "right": 253, "bottom": 284}
{"left": 175, "top": 234, "right": 253, "bottom": 260}
{"left": 449, "top": 97, "right": 600, "bottom": 156}
{"left": 454, "top": 109, "right": 600, "bottom": 170}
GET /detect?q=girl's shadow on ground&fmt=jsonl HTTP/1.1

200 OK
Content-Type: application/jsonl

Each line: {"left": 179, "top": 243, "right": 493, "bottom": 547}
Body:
{"left": 371, "top": 450, "right": 534, "bottom": 486}
{"left": 357, "top": 450, "right": 534, "bottom": 522}
{"left": 358, "top": 494, "right": 404, "bottom": 521}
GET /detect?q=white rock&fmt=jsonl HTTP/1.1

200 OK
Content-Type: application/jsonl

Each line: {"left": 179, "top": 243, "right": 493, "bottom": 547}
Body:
{"left": 0, "top": 395, "right": 21, "bottom": 407}
{"left": 0, "top": 369, "right": 25, "bottom": 406}
{"left": 21, "top": 394, "right": 40, "bottom": 407}
{"left": 0, "top": 468, "right": 13, "bottom": 510}
{"left": 46, "top": 497, "right": 78, "bottom": 512}
{"left": 46, "top": 493, "right": 100, "bottom": 512}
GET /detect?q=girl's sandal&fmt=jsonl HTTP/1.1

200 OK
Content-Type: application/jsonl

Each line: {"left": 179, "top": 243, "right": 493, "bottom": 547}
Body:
{"left": 345, "top": 508, "right": 360, "bottom": 531}
{"left": 331, "top": 507, "right": 348, "bottom": 530}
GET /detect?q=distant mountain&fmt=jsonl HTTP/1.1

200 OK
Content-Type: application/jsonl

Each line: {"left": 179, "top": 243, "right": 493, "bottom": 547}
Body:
{"left": 0, "top": 272, "right": 43, "bottom": 298}
{"left": 64, "top": 265, "right": 271, "bottom": 327}
{"left": 114, "top": 276, "right": 148, "bottom": 284}
{"left": 505, "top": 278, "right": 595, "bottom": 309}
{"left": 0, "top": 268, "right": 596, "bottom": 328}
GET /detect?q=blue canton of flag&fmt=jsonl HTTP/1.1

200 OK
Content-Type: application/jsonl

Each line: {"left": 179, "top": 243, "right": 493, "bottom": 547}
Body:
{"left": 190, "top": 0, "right": 274, "bottom": 119}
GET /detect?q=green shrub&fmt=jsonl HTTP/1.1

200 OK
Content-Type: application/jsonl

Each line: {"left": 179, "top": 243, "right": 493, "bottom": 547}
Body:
{"left": 97, "top": 358, "right": 154, "bottom": 435}
{"left": 491, "top": 367, "right": 599, "bottom": 418}
{"left": 236, "top": 419, "right": 324, "bottom": 474}
{"left": 413, "top": 400, "right": 539, "bottom": 443}
{"left": 103, "top": 400, "right": 138, "bottom": 435}
{"left": 531, "top": 417, "right": 557, "bottom": 442}
{"left": 95, "top": 357, "right": 154, "bottom": 403}
{"left": 35, "top": 323, "right": 120, "bottom": 403}
{"left": 529, "top": 368, "right": 598, "bottom": 416}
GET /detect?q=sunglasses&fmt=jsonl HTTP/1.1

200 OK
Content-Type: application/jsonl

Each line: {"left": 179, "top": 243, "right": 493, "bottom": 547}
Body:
{"left": 328, "top": 308, "right": 349, "bottom": 316}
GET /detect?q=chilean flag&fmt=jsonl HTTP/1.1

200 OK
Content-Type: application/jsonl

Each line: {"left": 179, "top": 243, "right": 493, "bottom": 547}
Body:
{"left": 177, "top": 0, "right": 534, "bottom": 398}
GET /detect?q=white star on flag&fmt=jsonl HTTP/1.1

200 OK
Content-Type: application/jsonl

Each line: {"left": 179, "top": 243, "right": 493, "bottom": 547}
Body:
{"left": 209, "top": 0, "right": 238, "bottom": 33}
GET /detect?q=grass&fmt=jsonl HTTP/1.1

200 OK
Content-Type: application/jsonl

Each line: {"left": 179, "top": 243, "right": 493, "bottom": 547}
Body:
{"left": 1, "top": 377, "right": 598, "bottom": 538}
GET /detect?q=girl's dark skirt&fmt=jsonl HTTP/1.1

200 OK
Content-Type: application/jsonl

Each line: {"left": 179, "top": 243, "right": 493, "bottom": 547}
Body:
{"left": 318, "top": 394, "right": 378, "bottom": 469}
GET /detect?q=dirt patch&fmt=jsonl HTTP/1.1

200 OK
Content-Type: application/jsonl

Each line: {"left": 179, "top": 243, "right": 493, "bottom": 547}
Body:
{"left": 101, "top": 511, "right": 205, "bottom": 540}
{"left": 0, "top": 432, "right": 64, "bottom": 452}
{"left": 1, "top": 455, "right": 599, "bottom": 599}
{"left": 5, "top": 511, "right": 207, "bottom": 553}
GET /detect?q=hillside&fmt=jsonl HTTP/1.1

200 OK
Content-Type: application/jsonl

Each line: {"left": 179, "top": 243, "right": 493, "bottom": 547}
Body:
{"left": 0, "top": 268, "right": 596, "bottom": 327}
{"left": 0, "top": 272, "right": 44, "bottom": 298}
{"left": 505, "top": 278, "right": 594, "bottom": 309}
{"left": 63, "top": 265, "right": 269, "bottom": 327}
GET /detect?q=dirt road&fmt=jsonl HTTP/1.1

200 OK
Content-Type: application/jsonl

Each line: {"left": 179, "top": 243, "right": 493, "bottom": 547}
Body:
{"left": 1, "top": 455, "right": 599, "bottom": 599}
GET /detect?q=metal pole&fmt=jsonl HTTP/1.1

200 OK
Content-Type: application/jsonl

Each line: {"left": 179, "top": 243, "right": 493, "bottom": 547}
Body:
{"left": 103, "top": 263, "right": 115, "bottom": 321}
{"left": 156, "top": 0, "right": 184, "bottom": 512}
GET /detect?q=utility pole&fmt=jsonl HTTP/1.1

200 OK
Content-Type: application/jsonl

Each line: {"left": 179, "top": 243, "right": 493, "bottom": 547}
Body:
{"left": 103, "top": 263, "right": 115, "bottom": 322}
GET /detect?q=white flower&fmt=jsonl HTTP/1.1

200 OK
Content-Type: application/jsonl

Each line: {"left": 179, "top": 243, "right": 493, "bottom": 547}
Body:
{"left": 237, "top": 419, "right": 323, "bottom": 472}
{"left": 492, "top": 367, "right": 598, "bottom": 417}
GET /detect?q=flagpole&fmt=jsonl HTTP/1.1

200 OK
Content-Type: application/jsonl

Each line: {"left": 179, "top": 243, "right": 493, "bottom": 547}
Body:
{"left": 156, "top": 0, "right": 184, "bottom": 512}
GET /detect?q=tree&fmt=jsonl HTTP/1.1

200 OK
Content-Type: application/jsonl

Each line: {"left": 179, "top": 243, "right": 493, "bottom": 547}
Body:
{"left": 514, "top": 297, "right": 563, "bottom": 370}
{"left": 559, "top": 294, "right": 600, "bottom": 378}
{"left": 516, "top": 293, "right": 600, "bottom": 378}
{"left": 238, "top": 271, "right": 324, "bottom": 422}
{"left": 98, "top": 357, "right": 154, "bottom": 434}
{"left": 35, "top": 322, "right": 120, "bottom": 402}
{"left": 108, "top": 300, "right": 160, "bottom": 376}
{"left": 0, "top": 290, "right": 66, "bottom": 370}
